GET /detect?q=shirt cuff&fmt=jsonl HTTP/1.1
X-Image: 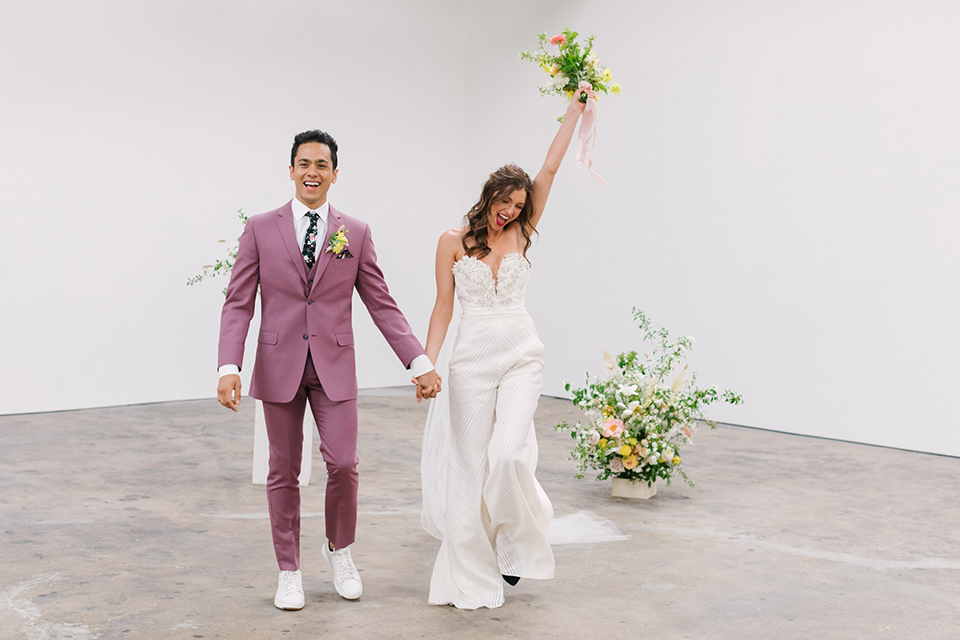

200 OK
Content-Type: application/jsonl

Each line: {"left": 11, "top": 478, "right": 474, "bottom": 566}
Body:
{"left": 218, "top": 364, "right": 240, "bottom": 378}
{"left": 408, "top": 354, "right": 435, "bottom": 379}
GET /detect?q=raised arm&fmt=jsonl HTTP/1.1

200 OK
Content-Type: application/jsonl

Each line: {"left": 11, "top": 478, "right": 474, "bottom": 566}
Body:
{"left": 423, "top": 229, "right": 461, "bottom": 365}
{"left": 528, "top": 87, "right": 590, "bottom": 229}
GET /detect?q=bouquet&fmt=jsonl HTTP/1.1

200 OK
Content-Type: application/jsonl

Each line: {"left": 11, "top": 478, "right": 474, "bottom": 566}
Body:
{"left": 520, "top": 29, "right": 621, "bottom": 118}
{"left": 556, "top": 309, "right": 743, "bottom": 487}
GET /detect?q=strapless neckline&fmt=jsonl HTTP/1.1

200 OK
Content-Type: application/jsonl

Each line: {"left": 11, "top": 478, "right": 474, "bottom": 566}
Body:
{"left": 455, "top": 253, "right": 523, "bottom": 291}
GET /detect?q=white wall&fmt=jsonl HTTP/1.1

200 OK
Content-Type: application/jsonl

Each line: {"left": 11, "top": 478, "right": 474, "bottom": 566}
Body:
{"left": 459, "top": 0, "right": 960, "bottom": 455}
{"left": 2, "top": 1, "right": 958, "bottom": 456}
{"left": 0, "top": 0, "right": 467, "bottom": 412}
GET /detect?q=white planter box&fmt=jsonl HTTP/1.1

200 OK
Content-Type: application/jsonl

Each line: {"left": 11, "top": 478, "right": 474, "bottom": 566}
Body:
{"left": 611, "top": 477, "right": 657, "bottom": 499}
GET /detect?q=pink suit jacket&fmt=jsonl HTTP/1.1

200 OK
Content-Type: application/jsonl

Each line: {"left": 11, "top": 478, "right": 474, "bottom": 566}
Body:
{"left": 217, "top": 201, "right": 425, "bottom": 403}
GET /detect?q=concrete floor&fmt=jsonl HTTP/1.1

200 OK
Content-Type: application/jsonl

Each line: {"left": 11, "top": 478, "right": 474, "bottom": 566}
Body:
{"left": 1, "top": 390, "right": 958, "bottom": 640}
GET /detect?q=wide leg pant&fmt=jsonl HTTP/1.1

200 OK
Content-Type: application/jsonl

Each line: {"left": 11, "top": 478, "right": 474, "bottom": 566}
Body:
{"left": 428, "top": 311, "right": 555, "bottom": 609}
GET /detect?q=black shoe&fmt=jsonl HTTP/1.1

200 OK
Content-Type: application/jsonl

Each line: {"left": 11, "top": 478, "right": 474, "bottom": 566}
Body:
{"left": 502, "top": 574, "right": 520, "bottom": 586}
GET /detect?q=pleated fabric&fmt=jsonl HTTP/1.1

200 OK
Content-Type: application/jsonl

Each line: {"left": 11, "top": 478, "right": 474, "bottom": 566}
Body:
{"left": 427, "top": 254, "right": 555, "bottom": 610}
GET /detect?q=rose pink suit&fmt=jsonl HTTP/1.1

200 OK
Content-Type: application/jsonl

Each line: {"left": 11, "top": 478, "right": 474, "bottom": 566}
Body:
{"left": 218, "top": 200, "right": 425, "bottom": 570}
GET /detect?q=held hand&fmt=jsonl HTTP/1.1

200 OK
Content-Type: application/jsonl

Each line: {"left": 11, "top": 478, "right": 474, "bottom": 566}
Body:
{"left": 217, "top": 374, "right": 242, "bottom": 412}
{"left": 412, "top": 371, "right": 442, "bottom": 403}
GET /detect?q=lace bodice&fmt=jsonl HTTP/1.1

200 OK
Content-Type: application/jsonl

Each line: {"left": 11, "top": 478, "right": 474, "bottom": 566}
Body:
{"left": 452, "top": 253, "right": 530, "bottom": 313}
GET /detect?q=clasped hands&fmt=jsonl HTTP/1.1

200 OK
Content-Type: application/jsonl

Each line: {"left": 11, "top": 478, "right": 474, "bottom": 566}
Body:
{"left": 412, "top": 370, "right": 442, "bottom": 403}
{"left": 218, "top": 371, "right": 442, "bottom": 410}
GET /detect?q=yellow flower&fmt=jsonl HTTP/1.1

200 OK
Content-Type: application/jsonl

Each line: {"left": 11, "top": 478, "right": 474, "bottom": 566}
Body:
{"left": 565, "top": 89, "right": 574, "bottom": 100}
{"left": 601, "top": 68, "right": 613, "bottom": 83}
{"left": 610, "top": 83, "right": 622, "bottom": 95}
{"left": 598, "top": 438, "right": 608, "bottom": 448}
{"left": 619, "top": 445, "right": 632, "bottom": 456}
{"left": 623, "top": 455, "right": 639, "bottom": 470}
{"left": 628, "top": 438, "right": 637, "bottom": 445}
{"left": 672, "top": 456, "right": 682, "bottom": 465}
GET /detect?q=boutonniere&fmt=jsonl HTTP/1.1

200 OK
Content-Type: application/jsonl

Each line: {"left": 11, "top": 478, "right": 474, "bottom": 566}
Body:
{"left": 325, "top": 225, "right": 350, "bottom": 255}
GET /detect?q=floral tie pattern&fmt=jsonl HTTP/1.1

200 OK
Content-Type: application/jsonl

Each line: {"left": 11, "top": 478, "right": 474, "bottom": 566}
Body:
{"left": 302, "top": 212, "right": 320, "bottom": 269}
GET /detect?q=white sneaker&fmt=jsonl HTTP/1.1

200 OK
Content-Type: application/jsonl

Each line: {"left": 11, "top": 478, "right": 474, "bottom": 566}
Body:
{"left": 322, "top": 543, "right": 363, "bottom": 599}
{"left": 274, "top": 570, "right": 304, "bottom": 610}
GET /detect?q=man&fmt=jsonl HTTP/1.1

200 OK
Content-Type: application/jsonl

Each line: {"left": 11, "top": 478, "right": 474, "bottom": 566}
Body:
{"left": 217, "top": 130, "right": 440, "bottom": 611}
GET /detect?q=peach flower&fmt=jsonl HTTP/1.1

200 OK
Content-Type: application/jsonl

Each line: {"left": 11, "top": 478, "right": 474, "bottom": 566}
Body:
{"left": 602, "top": 417, "right": 625, "bottom": 438}
{"left": 550, "top": 34, "right": 566, "bottom": 46}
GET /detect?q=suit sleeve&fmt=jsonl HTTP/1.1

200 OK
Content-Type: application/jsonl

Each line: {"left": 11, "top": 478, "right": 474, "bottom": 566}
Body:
{"left": 217, "top": 221, "right": 260, "bottom": 369}
{"left": 353, "top": 226, "right": 426, "bottom": 369}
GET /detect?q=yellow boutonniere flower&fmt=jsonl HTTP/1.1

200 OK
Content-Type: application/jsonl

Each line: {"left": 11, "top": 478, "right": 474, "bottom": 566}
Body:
{"left": 325, "top": 225, "right": 350, "bottom": 254}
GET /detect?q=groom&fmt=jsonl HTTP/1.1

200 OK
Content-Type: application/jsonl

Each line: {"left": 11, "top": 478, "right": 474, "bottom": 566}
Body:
{"left": 217, "top": 129, "right": 439, "bottom": 611}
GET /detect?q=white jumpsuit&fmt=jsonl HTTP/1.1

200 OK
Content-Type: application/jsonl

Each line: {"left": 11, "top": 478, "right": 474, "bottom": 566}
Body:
{"left": 427, "top": 253, "right": 555, "bottom": 609}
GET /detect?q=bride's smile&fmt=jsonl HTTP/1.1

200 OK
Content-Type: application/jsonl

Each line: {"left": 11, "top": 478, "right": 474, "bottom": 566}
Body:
{"left": 489, "top": 188, "right": 527, "bottom": 229}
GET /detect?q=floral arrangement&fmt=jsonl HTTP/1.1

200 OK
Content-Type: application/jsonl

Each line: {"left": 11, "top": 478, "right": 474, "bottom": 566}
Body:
{"left": 520, "top": 29, "right": 620, "bottom": 118}
{"left": 325, "top": 225, "right": 349, "bottom": 254}
{"left": 556, "top": 309, "right": 742, "bottom": 487}
{"left": 186, "top": 209, "right": 247, "bottom": 294}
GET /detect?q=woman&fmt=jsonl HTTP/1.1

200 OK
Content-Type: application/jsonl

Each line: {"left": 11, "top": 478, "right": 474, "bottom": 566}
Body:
{"left": 420, "top": 88, "right": 590, "bottom": 609}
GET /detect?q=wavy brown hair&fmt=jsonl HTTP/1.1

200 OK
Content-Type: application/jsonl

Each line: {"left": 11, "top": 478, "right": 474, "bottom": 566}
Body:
{"left": 462, "top": 164, "right": 537, "bottom": 259}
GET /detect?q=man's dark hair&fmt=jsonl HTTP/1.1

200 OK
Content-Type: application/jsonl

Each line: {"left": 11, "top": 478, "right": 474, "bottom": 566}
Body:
{"left": 290, "top": 130, "right": 339, "bottom": 169}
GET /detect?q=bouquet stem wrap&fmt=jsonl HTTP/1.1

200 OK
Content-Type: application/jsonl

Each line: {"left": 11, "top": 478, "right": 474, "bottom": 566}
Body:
{"left": 576, "top": 81, "right": 608, "bottom": 187}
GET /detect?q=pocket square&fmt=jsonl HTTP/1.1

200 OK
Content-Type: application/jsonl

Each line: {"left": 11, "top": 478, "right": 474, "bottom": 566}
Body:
{"left": 335, "top": 249, "right": 354, "bottom": 260}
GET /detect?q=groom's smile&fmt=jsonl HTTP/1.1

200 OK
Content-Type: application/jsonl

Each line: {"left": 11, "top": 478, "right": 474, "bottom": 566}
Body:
{"left": 290, "top": 141, "right": 338, "bottom": 209}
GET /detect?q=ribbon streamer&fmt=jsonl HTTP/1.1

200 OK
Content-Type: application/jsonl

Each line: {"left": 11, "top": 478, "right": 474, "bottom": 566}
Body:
{"left": 575, "top": 81, "right": 609, "bottom": 187}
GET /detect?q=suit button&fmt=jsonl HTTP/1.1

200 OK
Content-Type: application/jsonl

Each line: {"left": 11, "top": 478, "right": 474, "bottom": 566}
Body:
{"left": 308, "top": 278, "right": 313, "bottom": 285}
{"left": 302, "top": 334, "right": 308, "bottom": 341}
{"left": 307, "top": 299, "right": 313, "bottom": 305}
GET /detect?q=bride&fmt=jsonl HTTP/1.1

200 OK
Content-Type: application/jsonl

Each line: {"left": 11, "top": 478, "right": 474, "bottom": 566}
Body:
{"left": 419, "top": 87, "right": 590, "bottom": 609}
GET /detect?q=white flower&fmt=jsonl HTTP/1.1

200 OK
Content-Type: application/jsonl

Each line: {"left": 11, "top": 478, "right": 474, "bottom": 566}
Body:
{"left": 588, "top": 431, "right": 601, "bottom": 445}
{"left": 619, "top": 384, "right": 638, "bottom": 396}
{"left": 663, "top": 447, "right": 675, "bottom": 461}
{"left": 551, "top": 72, "right": 569, "bottom": 90}
{"left": 621, "top": 400, "right": 640, "bottom": 419}
{"left": 609, "top": 457, "right": 624, "bottom": 473}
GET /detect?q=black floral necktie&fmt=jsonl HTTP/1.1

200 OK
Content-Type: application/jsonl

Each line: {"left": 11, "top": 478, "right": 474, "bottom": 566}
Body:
{"left": 302, "top": 212, "right": 320, "bottom": 269}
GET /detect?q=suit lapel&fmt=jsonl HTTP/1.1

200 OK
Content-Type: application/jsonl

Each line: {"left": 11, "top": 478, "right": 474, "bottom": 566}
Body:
{"left": 276, "top": 201, "right": 308, "bottom": 285}
{"left": 311, "top": 206, "right": 341, "bottom": 286}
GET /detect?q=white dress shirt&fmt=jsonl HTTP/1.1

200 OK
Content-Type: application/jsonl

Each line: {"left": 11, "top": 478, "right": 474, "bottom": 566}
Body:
{"left": 218, "top": 198, "right": 433, "bottom": 380}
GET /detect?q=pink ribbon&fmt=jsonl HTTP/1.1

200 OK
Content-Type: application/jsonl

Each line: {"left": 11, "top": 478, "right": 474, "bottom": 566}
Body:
{"left": 575, "top": 81, "right": 608, "bottom": 187}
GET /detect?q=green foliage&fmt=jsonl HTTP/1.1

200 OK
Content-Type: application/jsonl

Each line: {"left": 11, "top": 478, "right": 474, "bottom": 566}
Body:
{"left": 186, "top": 209, "right": 248, "bottom": 295}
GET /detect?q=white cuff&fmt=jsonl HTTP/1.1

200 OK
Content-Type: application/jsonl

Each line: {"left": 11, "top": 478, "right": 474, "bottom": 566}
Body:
{"left": 408, "top": 354, "right": 435, "bottom": 379}
{"left": 218, "top": 364, "right": 240, "bottom": 378}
